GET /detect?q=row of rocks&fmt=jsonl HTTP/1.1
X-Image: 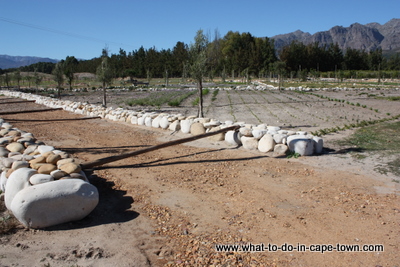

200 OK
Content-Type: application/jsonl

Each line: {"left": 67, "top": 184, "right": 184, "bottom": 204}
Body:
{"left": 0, "top": 90, "right": 324, "bottom": 156}
{"left": 0, "top": 118, "right": 98, "bottom": 228}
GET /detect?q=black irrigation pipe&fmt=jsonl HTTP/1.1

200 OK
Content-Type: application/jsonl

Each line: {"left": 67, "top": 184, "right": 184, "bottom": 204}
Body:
{"left": 0, "top": 108, "right": 63, "bottom": 115}
{"left": 5, "top": 116, "right": 101, "bottom": 122}
{"left": 0, "top": 100, "right": 36, "bottom": 105}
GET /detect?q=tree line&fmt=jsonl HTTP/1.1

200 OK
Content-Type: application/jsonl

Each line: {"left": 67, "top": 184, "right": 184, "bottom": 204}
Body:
{"left": 2, "top": 30, "right": 400, "bottom": 82}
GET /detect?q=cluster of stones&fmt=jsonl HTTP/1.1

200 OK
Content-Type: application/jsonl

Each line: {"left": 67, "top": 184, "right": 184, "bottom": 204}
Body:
{"left": 0, "top": 118, "right": 99, "bottom": 229}
{"left": 0, "top": 90, "right": 323, "bottom": 156}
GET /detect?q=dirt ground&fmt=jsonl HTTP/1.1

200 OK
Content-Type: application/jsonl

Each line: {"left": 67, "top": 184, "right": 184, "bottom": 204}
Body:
{"left": 0, "top": 97, "right": 399, "bottom": 267}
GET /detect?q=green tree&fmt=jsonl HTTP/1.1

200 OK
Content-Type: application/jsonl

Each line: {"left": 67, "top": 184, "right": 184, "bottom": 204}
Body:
{"left": 96, "top": 48, "right": 114, "bottom": 107}
{"left": 52, "top": 62, "right": 64, "bottom": 99}
{"left": 63, "top": 56, "right": 79, "bottom": 90}
{"left": 189, "top": 29, "right": 208, "bottom": 118}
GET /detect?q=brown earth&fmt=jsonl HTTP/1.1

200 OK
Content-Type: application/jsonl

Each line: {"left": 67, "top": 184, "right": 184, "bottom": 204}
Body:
{"left": 0, "top": 96, "right": 399, "bottom": 267}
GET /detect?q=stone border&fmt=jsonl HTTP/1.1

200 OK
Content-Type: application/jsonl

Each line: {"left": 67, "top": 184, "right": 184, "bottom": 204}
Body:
{"left": 0, "top": 90, "right": 323, "bottom": 156}
{"left": 0, "top": 118, "right": 99, "bottom": 229}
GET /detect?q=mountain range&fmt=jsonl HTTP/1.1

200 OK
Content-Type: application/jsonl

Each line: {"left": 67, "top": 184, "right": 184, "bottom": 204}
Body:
{"left": 270, "top": 18, "right": 400, "bottom": 53}
{"left": 0, "top": 55, "right": 58, "bottom": 70}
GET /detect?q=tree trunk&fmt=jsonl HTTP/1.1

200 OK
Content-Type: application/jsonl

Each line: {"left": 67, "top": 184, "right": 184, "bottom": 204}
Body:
{"left": 102, "top": 82, "right": 107, "bottom": 107}
{"left": 197, "top": 79, "right": 204, "bottom": 118}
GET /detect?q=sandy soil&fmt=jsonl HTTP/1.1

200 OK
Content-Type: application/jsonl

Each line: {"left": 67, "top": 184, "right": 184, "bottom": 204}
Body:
{"left": 0, "top": 95, "right": 399, "bottom": 266}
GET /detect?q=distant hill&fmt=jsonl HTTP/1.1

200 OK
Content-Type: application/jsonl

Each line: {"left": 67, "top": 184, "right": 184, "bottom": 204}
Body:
{"left": 0, "top": 55, "right": 58, "bottom": 69}
{"left": 270, "top": 18, "right": 400, "bottom": 54}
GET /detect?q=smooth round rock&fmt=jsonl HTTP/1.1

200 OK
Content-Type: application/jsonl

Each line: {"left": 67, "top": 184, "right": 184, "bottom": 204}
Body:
{"left": 0, "top": 147, "right": 10, "bottom": 157}
{"left": 2, "top": 158, "right": 16, "bottom": 168}
{"left": 159, "top": 117, "right": 170, "bottom": 129}
{"left": 56, "top": 158, "right": 75, "bottom": 168}
{"left": 252, "top": 129, "right": 267, "bottom": 140}
{"left": 258, "top": 134, "right": 276, "bottom": 153}
{"left": 38, "top": 164, "right": 57, "bottom": 174}
{"left": 29, "top": 173, "right": 54, "bottom": 185}
{"left": 11, "top": 160, "right": 30, "bottom": 170}
{"left": 46, "top": 153, "right": 62, "bottom": 164}
{"left": 10, "top": 179, "right": 99, "bottom": 229}
{"left": 239, "top": 127, "right": 253, "bottom": 137}
{"left": 225, "top": 130, "right": 242, "bottom": 146}
{"left": 59, "top": 162, "right": 81, "bottom": 174}
{"left": 29, "top": 155, "right": 47, "bottom": 165}
{"left": 190, "top": 122, "right": 206, "bottom": 135}
{"left": 273, "top": 134, "right": 287, "bottom": 144}
{"left": 287, "top": 135, "right": 314, "bottom": 156}
{"left": 37, "top": 145, "right": 55, "bottom": 155}
{"left": 241, "top": 136, "right": 259, "bottom": 150}
{"left": 180, "top": 119, "right": 192, "bottom": 134}
{"left": 169, "top": 120, "right": 180, "bottom": 131}
{"left": 313, "top": 136, "right": 324, "bottom": 154}
{"left": 207, "top": 126, "right": 225, "bottom": 142}
{"left": 50, "top": 169, "right": 68, "bottom": 179}
{"left": 144, "top": 116, "right": 152, "bottom": 127}
{"left": 151, "top": 116, "right": 161, "bottom": 128}
{"left": 4, "top": 167, "right": 37, "bottom": 209}
{"left": 273, "top": 144, "right": 289, "bottom": 156}
{"left": 6, "top": 142, "right": 25, "bottom": 153}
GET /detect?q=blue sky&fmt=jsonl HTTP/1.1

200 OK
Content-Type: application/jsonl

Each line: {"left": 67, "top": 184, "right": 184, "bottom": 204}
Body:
{"left": 1, "top": 0, "right": 399, "bottom": 60}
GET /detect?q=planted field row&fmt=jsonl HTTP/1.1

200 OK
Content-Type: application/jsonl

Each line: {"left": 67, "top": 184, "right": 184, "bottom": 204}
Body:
{"left": 71, "top": 87, "right": 399, "bottom": 136}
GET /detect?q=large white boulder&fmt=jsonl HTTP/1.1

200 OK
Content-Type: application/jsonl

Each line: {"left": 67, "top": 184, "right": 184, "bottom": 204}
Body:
{"left": 225, "top": 130, "right": 242, "bottom": 146}
{"left": 252, "top": 129, "right": 267, "bottom": 140}
{"left": 313, "top": 136, "right": 324, "bottom": 154}
{"left": 130, "top": 116, "right": 138, "bottom": 125}
{"left": 241, "top": 136, "right": 259, "bottom": 150}
{"left": 4, "top": 168, "right": 37, "bottom": 210}
{"left": 137, "top": 116, "right": 145, "bottom": 125}
{"left": 273, "top": 134, "right": 287, "bottom": 144}
{"left": 144, "top": 116, "right": 152, "bottom": 127}
{"left": 287, "top": 135, "right": 315, "bottom": 156}
{"left": 151, "top": 116, "right": 162, "bottom": 128}
{"left": 159, "top": 116, "right": 170, "bottom": 129}
{"left": 169, "top": 120, "right": 180, "bottom": 131}
{"left": 190, "top": 122, "right": 206, "bottom": 135}
{"left": 180, "top": 119, "right": 193, "bottom": 134}
{"left": 258, "top": 134, "right": 276, "bottom": 153}
{"left": 10, "top": 179, "right": 99, "bottom": 228}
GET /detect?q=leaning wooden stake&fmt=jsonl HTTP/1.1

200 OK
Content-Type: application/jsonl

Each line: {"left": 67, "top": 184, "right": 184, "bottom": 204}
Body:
{"left": 81, "top": 125, "right": 240, "bottom": 169}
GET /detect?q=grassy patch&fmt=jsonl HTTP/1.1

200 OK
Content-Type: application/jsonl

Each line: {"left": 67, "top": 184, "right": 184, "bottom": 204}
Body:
{"left": 192, "top": 88, "right": 210, "bottom": 106}
{"left": 375, "top": 96, "right": 400, "bottom": 101}
{"left": 126, "top": 90, "right": 195, "bottom": 108}
{"left": 338, "top": 121, "right": 400, "bottom": 176}
{"left": 0, "top": 201, "right": 19, "bottom": 234}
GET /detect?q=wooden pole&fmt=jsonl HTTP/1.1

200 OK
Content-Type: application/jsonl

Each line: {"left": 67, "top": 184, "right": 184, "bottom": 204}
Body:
{"left": 0, "top": 108, "right": 62, "bottom": 115}
{"left": 81, "top": 125, "right": 240, "bottom": 169}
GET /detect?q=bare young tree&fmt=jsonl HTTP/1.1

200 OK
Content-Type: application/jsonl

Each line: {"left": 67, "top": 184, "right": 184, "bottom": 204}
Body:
{"left": 96, "top": 48, "right": 114, "bottom": 107}
{"left": 52, "top": 62, "right": 64, "bottom": 99}
{"left": 13, "top": 70, "right": 22, "bottom": 90}
{"left": 189, "top": 29, "right": 208, "bottom": 118}
{"left": 34, "top": 69, "right": 43, "bottom": 93}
